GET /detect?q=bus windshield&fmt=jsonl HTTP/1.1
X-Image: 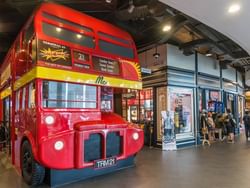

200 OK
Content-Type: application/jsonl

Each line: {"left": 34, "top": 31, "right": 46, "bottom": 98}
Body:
{"left": 42, "top": 80, "right": 97, "bottom": 108}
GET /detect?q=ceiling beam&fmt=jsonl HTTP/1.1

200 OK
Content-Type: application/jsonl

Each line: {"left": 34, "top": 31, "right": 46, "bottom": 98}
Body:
{"left": 0, "top": 22, "right": 20, "bottom": 32}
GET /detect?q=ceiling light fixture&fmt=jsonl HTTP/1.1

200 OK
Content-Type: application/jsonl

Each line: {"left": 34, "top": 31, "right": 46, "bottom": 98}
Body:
{"left": 153, "top": 46, "right": 160, "bottom": 59}
{"left": 228, "top": 4, "right": 241, "bottom": 13}
{"left": 106, "top": 0, "right": 112, "bottom": 3}
{"left": 128, "top": 0, "right": 135, "bottom": 13}
{"left": 162, "top": 25, "right": 171, "bottom": 32}
{"left": 206, "top": 53, "right": 213, "bottom": 57}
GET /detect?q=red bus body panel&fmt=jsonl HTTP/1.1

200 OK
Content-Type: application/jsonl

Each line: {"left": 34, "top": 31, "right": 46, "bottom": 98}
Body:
{"left": 0, "top": 2, "right": 143, "bottom": 173}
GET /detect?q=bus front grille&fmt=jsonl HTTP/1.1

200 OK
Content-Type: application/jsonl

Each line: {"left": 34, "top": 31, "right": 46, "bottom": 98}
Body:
{"left": 83, "top": 131, "right": 123, "bottom": 163}
{"left": 106, "top": 132, "right": 122, "bottom": 158}
{"left": 84, "top": 133, "right": 102, "bottom": 162}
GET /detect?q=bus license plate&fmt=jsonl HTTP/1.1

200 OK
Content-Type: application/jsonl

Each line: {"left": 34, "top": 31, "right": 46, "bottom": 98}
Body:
{"left": 94, "top": 157, "right": 116, "bottom": 169}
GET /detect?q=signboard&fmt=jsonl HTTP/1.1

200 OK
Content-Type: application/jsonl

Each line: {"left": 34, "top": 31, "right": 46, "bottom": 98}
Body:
{"left": 123, "top": 92, "right": 136, "bottom": 99}
{"left": 141, "top": 67, "right": 152, "bottom": 74}
{"left": 73, "top": 51, "right": 89, "bottom": 62}
{"left": 38, "top": 40, "right": 71, "bottom": 66}
{"left": 92, "top": 56, "right": 119, "bottom": 75}
{"left": 73, "top": 51, "right": 90, "bottom": 69}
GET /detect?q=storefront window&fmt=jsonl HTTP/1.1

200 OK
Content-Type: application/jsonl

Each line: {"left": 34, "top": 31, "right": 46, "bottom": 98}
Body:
{"left": 207, "top": 90, "right": 222, "bottom": 112}
{"left": 140, "top": 88, "right": 153, "bottom": 122}
{"left": 122, "top": 88, "right": 153, "bottom": 123}
{"left": 226, "top": 93, "right": 234, "bottom": 114}
{"left": 168, "top": 87, "right": 194, "bottom": 136}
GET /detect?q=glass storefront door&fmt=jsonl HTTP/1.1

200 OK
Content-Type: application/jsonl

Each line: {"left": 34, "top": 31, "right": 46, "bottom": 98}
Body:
{"left": 168, "top": 87, "right": 194, "bottom": 138}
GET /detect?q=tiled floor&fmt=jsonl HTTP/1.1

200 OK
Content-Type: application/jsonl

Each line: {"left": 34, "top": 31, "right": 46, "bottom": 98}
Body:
{"left": 1, "top": 135, "right": 250, "bottom": 188}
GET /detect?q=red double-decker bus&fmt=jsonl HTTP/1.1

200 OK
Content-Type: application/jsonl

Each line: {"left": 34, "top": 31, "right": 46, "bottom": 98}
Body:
{"left": 0, "top": 3, "right": 143, "bottom": 186}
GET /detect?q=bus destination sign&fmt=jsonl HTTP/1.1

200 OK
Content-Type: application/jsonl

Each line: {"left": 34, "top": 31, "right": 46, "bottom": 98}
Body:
{"left": 92, "top": 56, "right": 120, "bottom": 75}
{"left": 38, "top": 40, "right": 71, "bottom": 66}
{"left": 73, "top": 51, "right": 89, "bottom": 62}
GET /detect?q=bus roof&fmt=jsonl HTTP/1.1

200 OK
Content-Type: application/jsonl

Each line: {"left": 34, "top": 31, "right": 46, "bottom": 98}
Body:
{"left": 36, "top": 3, "right": 134, "bottom": 42}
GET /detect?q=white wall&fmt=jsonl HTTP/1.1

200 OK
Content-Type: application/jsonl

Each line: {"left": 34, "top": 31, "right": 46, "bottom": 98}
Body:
{"left": 237, "top": 71, "right": 243, "bottom": 87}
{"left": 138, "top": 44, "right": 167, "bottom": 69}
{"left": 167, "top": 44, "right": 195, "bottom": 71}
{"left": 222, "top": 66, "right": 236, "bottom": 82}
{"left": 198, "top": 54, "right": 220, "bottom": 76}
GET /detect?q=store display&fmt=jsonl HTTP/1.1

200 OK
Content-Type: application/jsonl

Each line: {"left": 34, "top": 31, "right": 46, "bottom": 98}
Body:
{"left": 168, "top": 87, "right": 193, "bottom": 134}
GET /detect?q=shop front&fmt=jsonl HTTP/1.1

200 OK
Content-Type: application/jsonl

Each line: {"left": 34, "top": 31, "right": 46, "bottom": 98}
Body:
{"left": 199, "top": 88, "right": 223, "bottom": 113}
{"left": 122, "top": 88, "right": 154, "bottom": 146}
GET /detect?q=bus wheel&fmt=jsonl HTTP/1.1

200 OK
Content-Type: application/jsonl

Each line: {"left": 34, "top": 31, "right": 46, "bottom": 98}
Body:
{"left": 21, "top": 140, "right": 45, "bottom": 186}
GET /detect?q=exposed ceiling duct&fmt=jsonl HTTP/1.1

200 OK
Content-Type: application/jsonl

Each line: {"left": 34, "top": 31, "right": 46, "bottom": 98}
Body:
{"left": 0, "top": 0, "right": 248, "bottom": 73}
{"left": 115, "top": 0, "right": 166, "bottom": 21}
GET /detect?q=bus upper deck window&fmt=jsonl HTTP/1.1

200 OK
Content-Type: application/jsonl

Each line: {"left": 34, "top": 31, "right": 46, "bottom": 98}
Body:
{"left": 42, "top": 22, "right": 95, "bottom": 49}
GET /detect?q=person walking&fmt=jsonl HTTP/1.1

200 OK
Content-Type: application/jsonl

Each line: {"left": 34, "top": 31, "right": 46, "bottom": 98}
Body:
{"left": 243, "top": 111, "right": 250, "bottom": 141}
{"left": 215, "top": 113, "right": 224, "bottom": 141}
{"left": 224, "top": 115, "right": 235, "bottom": 143}
{"left": 207, "top": 112, "right": 215, "bottom": 141}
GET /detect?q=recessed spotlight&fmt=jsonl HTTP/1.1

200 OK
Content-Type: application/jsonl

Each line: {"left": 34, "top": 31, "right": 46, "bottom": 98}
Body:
{"left": 228, "top": 4, "right": 241, "bottom": 13}
{"left": 162, "top": 25, "right": 171, "bottom": 32}
{"left": 76, "top": 34, "right": 82, "bottom": 39}
{"left": 56, "top": 27, "right": 62, "bottom": 32}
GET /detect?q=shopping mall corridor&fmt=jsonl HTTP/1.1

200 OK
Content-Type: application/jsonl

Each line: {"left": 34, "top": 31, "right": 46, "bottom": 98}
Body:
{"left": 1, "top": 135, "right": 250, "bottom": 188}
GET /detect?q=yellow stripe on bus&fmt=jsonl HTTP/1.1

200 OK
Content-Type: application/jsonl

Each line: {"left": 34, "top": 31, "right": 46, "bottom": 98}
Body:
{"left": 14, "top": 66, "right": 142, "bottom": 91}
{"left": 0, "top": 87, "right": 11, "bottom": 99}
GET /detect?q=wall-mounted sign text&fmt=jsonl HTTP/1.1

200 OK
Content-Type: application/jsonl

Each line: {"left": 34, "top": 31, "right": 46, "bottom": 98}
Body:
{"left": 92, "top": 56, "right": 119, "bottom": 75}
{"left": 95, "top": 76, "right": 107, "bottom": 85}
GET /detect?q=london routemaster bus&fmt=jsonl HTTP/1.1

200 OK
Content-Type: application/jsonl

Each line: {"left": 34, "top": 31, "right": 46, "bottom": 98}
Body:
{"left": 0, "top": 2, "right": 143, "bottom": 186}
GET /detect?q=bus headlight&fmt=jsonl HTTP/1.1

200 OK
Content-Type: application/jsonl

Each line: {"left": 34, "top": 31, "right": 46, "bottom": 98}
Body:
{"left": 45, "top": 116, "right": 55, "bottom": 125}
{"left": 132, "top": 132, "right": 139, "bottom": 140}
{"left": 54, "top": 141, "right": 64, "bottom": 151}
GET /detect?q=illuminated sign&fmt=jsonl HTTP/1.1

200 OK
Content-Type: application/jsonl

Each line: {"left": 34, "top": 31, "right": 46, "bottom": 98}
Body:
{"left": 38, "top": 40, "right": 71, "bottom": 66}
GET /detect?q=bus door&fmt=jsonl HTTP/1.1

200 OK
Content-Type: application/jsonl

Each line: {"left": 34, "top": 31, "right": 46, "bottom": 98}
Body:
{"left": 2, "top": 96, "right": 11, "bottom": 156}
{"left": 101, "top": 87, "right": 113, "bottom": 112}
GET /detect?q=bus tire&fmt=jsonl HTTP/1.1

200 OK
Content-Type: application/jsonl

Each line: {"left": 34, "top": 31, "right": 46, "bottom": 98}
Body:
{"left": 21, "top": 140, "right": 45, "bottom": 186}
